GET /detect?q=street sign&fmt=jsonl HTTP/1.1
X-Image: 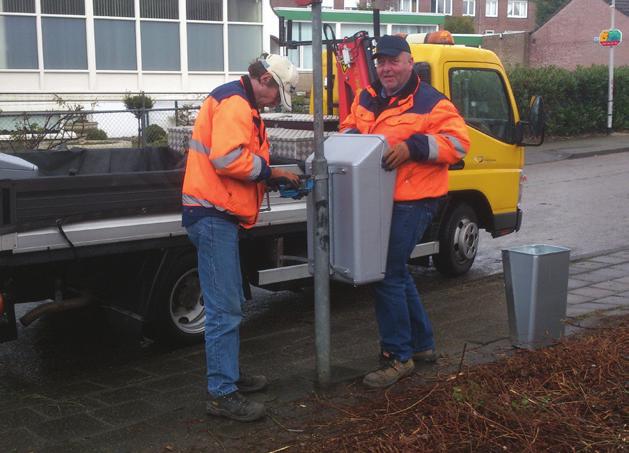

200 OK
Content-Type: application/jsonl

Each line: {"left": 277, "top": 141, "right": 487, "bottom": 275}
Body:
{"left": 599, "top": 28, "right": 622, "bottom": 47}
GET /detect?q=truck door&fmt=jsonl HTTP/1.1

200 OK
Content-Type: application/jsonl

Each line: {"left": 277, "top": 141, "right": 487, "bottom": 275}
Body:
{"left": 443, "top": 62, "right": 523, "bottom": 220}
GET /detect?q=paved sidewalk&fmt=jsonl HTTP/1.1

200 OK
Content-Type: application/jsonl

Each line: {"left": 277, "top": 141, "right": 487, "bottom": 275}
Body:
{"left": 1, "top": 247, "right": 628, "bottom": 452}
{"left": 525, "top": 132, "right": 629, "bottom": 165}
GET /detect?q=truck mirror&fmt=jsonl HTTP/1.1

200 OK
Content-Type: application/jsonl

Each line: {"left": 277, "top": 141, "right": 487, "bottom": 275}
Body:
{"left": 517, "top": 95, "right": 545, "bottom": 147}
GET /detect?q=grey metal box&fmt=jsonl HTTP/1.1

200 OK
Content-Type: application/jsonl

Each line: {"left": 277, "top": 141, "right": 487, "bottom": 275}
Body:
{"left": 306, "top": 134, "right": 396, "bottom": 285}
{"left": 502, "top": 244, "right": 570, "bottom": 349}
{"left": 0, "top": 153, "right": 38, "bottom": 179}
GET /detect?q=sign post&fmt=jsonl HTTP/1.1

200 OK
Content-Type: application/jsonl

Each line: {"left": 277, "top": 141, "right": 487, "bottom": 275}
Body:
{"left": 600, "top": 0, "right": 622, "bottom": 133}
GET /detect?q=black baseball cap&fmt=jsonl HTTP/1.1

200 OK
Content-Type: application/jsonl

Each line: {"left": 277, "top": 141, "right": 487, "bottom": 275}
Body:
{"left": 372, "top": 35, "right": 411, "bottom": 59}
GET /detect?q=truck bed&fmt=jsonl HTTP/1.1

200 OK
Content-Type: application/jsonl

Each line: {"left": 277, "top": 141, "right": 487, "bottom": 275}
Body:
{"left": 0, "top": 147, "right": 306, "bottom": 264}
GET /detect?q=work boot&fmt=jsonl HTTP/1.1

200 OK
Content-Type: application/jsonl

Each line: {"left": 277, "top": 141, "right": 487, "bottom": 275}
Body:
{"left": 413, "top": 349, "right": 438, "bottom": 364}
{"left": 236, "top": 374, "right": 268, "bottom": 393}
{"left": 363, "top": 355, "right": 415, "bottom": 388}
{"left": 206, "top": 391, "right": 265, "bottom": 422}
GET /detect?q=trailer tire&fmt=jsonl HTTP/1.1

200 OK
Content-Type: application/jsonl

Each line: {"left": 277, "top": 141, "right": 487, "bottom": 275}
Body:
{"left": 150, "top": 252, "right": 205, "bottom": 345}
{"left": 434, "top": 202, "right": 479, "bottom": 277}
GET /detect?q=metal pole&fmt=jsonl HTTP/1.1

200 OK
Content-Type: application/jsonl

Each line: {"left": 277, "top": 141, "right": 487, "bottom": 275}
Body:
{"left": 311, "top": 0, "right": 331, "bottom": 386}
{"left": 607, "top": 0, "right": 616, "bottom": 134}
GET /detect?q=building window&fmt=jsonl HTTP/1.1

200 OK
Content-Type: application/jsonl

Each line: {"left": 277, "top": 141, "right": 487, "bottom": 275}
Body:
{"left": 228, "top": 0, "right": 260, "bottom": 22}
{"left": 141, "top": 21, "right": 180, "bottom": 70}
{"left": 41, "top": 0, "right": 85, "bottom": 15}
{"left": 0, "top": 15, "right": 38, "bottom": 69}
{"left": 93, "top": 0, "right": 134, "bottom": 17}
{"left": 484, "top": 29, "right": 494, "bottom": 34}
{"left": 95, "top": 19, "right": 136, "bottom": 70}
{"left": 392, "top": 24, "right": 438, "bottom": 34}
{"left": 431, "top": 0, "right": 452, "bottom": 15}
{"left": 485, "top": 0, "right": 497, "bottom": 17}
{"left": 187, "top": 0, "right": 222, "bottom": 21}
{"left": 0, "top": 0, "right": 35, "bottom": 13}
{"left": 463, "top": 0, "right": 475, "bottom": 16}
{"left": 450, "top": 68, "right": 514, "bottom": 143}
{"left": 399, "top": 0, "right": 418, "bottom": 12}
{"left": 140, "top": 0, "right": 178, "bottom": 19}
{"left": 344, "top": 0, "right": 359, "bottom": 8}
{"left": 42, "top": 17, "right": 87, "bottom": 69}
{"left": 188, "top": 23, "right": 223, "bottom": 71}
{"left": 288, "top": 22, "right": 312, "bottom": 70}
{"left": 228, "top": 24, "right": 262, "bottom": 72}
{"left": 507, "top": 0, "right": 527, "bottom": 18}
{"left": 321, "top": 0, "right": 334, "bottom": 8}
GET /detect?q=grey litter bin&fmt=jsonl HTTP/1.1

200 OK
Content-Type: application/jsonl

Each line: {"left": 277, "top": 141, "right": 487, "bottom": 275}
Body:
{"left": 502, "top": 244, "right": 571, "bottom": 349}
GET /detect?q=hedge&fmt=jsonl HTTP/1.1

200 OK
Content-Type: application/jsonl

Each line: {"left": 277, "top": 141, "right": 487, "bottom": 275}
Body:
{"left": 507, "top": 65, "right": 629, "bottom": 136}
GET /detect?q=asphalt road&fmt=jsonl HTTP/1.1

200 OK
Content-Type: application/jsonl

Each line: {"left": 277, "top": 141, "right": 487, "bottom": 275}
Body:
{"left": 468, "top": 151, "right": 629, "bottom": 278}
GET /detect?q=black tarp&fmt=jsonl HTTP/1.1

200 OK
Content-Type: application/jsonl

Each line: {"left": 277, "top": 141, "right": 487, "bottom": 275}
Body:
{"left": 1, "top": 147, "right": 186, "bottom": 234}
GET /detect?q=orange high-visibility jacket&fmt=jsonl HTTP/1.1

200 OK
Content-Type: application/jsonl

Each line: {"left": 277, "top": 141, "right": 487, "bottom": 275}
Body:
{"left": 340, "top": 74, "right": 470, "bottom": 201}
{"left": 182, "top": 77, "right": 271, "bottom": 228}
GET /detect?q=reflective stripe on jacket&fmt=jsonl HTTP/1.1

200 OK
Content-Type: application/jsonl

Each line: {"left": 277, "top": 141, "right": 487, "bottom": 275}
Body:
{"left": 340, "top": 74, "right": 470, "bottom": 201}
{"left": 182, "top": 77, "right": 270, "bottom": 228}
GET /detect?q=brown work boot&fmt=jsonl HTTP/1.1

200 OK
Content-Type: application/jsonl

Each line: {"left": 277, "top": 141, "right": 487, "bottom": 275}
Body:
{"left": 206, "top": 391, "right": 265, "bottom": 422}
{"left": 363, "top": 356, "right": 415, "bottom": 388}
{"left": 413, "top": 349, "right": 438, "bottom": 364}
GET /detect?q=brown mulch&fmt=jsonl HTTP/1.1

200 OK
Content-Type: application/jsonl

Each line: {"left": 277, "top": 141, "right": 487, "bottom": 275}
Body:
{"left": 293, "top": 316, "right": 628, "bottom": 452}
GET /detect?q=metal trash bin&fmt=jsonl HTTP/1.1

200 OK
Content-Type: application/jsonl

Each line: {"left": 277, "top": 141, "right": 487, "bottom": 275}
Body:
{"left": 502, "top": 244, "right": 571, "bottom": 349}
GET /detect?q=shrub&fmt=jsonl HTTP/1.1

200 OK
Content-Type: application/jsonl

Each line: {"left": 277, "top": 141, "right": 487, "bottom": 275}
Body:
{"left": 507, "top": 65, "right": 629, "bottom": 136}
{"left": 85, "top": 128, "right": 108, "bottom": 140}
{"left": 144, "top": 124, "right": 167, "bottom": 145}
{"left": 123, "top": 92, "right": 154, "bottom": 118}
{"left": 444, "top": 16, "right": 474, "bottom": 34}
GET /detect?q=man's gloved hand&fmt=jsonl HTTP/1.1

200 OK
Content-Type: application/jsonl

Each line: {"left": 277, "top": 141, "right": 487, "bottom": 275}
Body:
{"left": 382, "top": 141, "right": 410, "bottom": 171}
{"left": 267, "top": 168, "right": 301, "bottom": 191}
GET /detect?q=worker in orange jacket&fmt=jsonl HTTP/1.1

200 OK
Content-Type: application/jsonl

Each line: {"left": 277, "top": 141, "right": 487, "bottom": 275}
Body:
{"left": 182, "top": 54, "right": 300, "bottom": 421}
{"left": 340, "top": 35, "right": 470, "bottom": 388}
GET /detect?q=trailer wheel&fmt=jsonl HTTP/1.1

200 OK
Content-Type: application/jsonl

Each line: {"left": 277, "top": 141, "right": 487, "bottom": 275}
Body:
{"left": 434, "top": 202, "right": 479, "bottom": 277}
{"left": 151, "top": 253, "right": 205, "bottom": 344}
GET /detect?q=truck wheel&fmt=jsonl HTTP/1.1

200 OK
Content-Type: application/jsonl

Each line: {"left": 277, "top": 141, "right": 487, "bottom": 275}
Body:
{"left": 151, "top": 253, "right": 205, "bottom": 344}
{"left": 434, "top": 202, "right": 479, "bottom": 277}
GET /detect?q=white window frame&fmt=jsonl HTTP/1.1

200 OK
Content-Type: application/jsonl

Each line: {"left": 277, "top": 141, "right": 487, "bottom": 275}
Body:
{"left": 399, "top": 0, "right": 419, "bottom": 13}
{"left": 507, "top": 0, "right": 527, "bottom": 18}
{"left": 485, "top": 0, "right": 497, "bottom": 17}
{"left": 484, "top": 29, "right": 495, "bottom": 34}
{"left": 462, "top": 0, "right": 475, "bottom": 16}
{"left": 41, "top": 6, "right": 89, "bottom": 72}
{"left": 0, "top": 9, "right": 39, "bottom": 72}
{"left": 432, "top": 0, "right": 452, "bottom": 15}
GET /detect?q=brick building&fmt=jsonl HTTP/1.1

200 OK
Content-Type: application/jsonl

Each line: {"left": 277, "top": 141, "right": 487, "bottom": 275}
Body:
{"left": 271, "top": 0, "right": 536, "bottom": 34}
{"left": 529, "top": 0, "right": 629, "bottom": 68}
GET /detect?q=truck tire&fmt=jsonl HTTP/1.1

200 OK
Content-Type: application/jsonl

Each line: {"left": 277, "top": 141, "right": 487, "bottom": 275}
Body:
{"left": 150, "top": 252, "right": 205, "bottom": 344}
{"left": 434, "top": 202, "right": 479, "bottom": 277}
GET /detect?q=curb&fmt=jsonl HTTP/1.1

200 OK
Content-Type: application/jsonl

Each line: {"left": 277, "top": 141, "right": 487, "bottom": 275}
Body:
{"left": 564, "top": 147, "right": 629, "bottom": 160}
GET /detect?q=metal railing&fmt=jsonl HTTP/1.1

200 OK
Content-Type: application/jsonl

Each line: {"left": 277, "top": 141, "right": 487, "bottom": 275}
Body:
{"left": 0, "top": 103, "right": 201, "bottom": 152}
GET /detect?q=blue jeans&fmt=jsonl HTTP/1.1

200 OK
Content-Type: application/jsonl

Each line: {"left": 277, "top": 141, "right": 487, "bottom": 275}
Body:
{"left": 186, "top": 216, "right": 243, "bottom": 397}
{"left": 374, "top": 199, "right": 440, "bottom": 362}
